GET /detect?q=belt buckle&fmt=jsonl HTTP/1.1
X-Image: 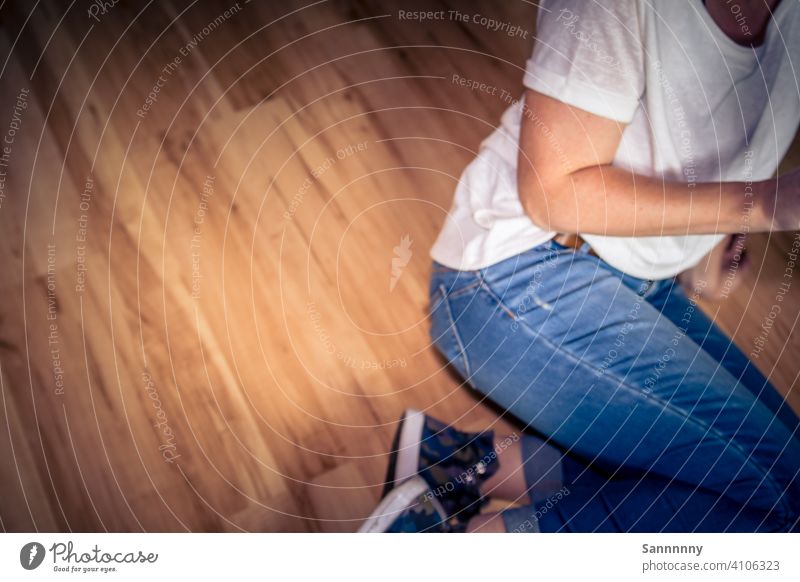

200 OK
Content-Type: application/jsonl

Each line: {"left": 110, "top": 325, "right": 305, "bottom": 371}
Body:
{"left": 554, "top": 233, "right": 597, "bottom": 257}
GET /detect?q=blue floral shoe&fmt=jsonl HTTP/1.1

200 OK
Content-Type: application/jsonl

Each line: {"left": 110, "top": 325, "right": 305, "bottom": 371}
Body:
{"left": 359, "top": 476, "right": 454, "bottom": 532}
{"left": 382, "top": 409, "right": 499, "bottom": 528}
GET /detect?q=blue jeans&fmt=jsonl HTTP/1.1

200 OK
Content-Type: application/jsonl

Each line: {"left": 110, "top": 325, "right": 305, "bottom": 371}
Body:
{"left": 429, "top": 239, "right": 800, "bottom": 532}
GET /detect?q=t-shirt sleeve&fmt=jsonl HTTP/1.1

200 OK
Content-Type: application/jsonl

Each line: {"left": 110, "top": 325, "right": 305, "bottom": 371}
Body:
{"left": 523, "top": 0, "right": 645, "bottom": 123}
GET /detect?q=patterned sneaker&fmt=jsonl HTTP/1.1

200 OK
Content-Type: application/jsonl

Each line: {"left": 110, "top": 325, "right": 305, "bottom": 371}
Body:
{"left": 382, "top": 408, "right": 498, "bottom": 528}
{"left": 359, "top": 476, "right": 453, "bottom": 533}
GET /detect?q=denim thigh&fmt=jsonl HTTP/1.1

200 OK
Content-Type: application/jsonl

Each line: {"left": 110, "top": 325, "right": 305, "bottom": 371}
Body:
{"left": 429, "top": 241, "right": 800, "bottom": 527}
{"left": 645, "top": 277, "right": 800, "bottom": 436}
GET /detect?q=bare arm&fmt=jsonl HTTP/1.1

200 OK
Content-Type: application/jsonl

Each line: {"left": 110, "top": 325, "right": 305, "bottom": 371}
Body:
{"left": 517, "top": 89, "right": 789, "bottom": 236}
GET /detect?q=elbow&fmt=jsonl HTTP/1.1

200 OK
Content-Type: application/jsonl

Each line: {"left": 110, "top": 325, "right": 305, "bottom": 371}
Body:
{"left": 519, "top": 181, "right": 573, "bottom": 233}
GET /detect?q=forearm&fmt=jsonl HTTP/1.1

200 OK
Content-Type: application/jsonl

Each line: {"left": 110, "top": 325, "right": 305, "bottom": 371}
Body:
{"left": 519, "top": 163, "right": 772, "bottom": 236}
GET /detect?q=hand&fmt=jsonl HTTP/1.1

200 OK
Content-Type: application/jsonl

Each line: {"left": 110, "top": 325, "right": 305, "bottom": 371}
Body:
{"left": 763, "top": 167, "right": 800, "bottom": 232}
{"left": 678, "top": 234, "right": 751, "bottom": 301}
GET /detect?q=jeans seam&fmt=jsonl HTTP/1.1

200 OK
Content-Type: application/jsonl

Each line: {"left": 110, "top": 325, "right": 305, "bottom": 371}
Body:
{"left": 446, "top": 278, "right": 482, "bottom": 299}
{"left": 478, "top": 280, "right": 520, "bottom": 321}
{"left": 474, "top": 271, "right": 520, "bottom": 321}
{"left": 428, "top": 285, "right": 445, "bottom": 312}
{"left": 476, "top": 280, "right": 789, "bottom": 516}
{"left": 439, "top": 284, "right": 471, "bottom": 378}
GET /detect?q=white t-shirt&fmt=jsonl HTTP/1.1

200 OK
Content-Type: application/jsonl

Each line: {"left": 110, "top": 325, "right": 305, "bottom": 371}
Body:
{"left": 430, "top": 0, "right": 800, "bottom": 280}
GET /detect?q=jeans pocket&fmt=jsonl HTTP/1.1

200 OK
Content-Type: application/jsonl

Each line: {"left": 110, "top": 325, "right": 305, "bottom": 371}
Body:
{"left": 429, "top": 285, "right": 471, "bottom": 378}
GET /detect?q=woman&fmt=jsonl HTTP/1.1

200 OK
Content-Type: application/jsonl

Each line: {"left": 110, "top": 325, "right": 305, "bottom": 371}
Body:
{"left": 361, "top": 0, "right": 800, "bottom": 532}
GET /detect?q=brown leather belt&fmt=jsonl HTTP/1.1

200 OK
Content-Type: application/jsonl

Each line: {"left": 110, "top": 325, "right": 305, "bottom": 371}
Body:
{"left": 553, "top": 233, "right": 598, "bottom": 257}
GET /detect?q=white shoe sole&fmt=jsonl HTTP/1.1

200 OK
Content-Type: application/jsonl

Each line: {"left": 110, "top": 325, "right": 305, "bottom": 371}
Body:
{"left": 387, "top": 408, "right": 425, "bottom": 490}
{"left": 358, "top": 476, "right": 430, "bottom": 533}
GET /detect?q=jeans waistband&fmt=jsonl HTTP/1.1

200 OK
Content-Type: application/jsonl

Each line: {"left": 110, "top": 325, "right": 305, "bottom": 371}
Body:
{"left": 431, "top": 238, "right": 664, "bottom": 299}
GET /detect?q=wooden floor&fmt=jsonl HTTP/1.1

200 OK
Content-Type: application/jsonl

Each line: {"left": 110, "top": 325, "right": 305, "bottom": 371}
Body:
{"left": 0, "top": 0, "right": 798, "bottom": 532}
